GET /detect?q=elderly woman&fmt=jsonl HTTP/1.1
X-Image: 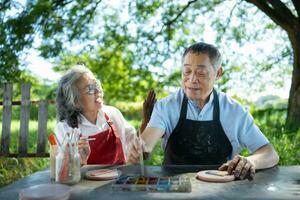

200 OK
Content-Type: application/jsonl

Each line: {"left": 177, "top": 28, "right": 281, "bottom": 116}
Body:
{"left": 54, "top": 65, "right": 155, "bottom": 165}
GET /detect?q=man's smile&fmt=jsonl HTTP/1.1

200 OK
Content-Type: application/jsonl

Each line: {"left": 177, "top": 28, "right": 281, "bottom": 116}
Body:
{"left": 186, "top": 87, "right": 200, "bottom": 91}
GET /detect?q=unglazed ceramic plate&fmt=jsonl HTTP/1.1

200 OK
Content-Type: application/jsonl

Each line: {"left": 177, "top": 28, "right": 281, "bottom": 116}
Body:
{"left": 85, "top": 169, "right": 121, "bottom": 180}
{"left": 196, "top": 170, "right": 235, "bottom": 183}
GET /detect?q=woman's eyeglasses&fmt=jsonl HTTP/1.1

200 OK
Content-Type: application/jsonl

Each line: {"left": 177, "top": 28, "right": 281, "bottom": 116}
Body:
{"left": 86, "top": 82, "right": 102, "bottom": 95}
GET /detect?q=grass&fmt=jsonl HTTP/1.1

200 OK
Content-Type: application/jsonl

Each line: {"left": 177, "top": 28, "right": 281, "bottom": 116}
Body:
{"left": 0, "top": 157, "right": 48, "bottom": 186}
{"left": 253, "top": 108, "right": 300, "bottom": 165}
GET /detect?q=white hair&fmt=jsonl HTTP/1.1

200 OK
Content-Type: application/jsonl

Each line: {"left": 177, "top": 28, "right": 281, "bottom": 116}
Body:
{"left": 56, "top": 65, "right": 99, "bottom": 127}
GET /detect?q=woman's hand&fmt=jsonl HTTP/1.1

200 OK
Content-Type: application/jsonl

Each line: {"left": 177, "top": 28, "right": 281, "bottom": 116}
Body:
{"left": 78, "top": 137, "right": 91, "bottom": 165}
{"left": 128, "top": 136, "right": 152, "bottom": 164}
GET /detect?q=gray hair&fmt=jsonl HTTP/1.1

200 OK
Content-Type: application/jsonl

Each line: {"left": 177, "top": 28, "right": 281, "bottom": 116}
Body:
{"left": 56, "top": 65, "right": 97, "bottom": 128}
{"left": 182, "top": 42, "right": 222, "bottom": 70}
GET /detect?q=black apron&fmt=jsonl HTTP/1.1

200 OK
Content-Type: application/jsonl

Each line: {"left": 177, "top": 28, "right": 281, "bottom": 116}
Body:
{"left": 163, "top": 89, "right": 232, "bottom": 165}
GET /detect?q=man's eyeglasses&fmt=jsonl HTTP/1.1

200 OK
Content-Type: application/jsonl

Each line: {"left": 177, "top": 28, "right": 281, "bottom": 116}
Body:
{"left": 85, "top": 82, "right": 102, "bottom": 95}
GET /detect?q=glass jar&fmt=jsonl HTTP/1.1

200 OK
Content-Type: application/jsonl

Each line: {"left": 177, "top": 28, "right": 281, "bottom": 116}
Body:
{"left": 49, "top": 144, "right": 58, "bottom": 181}
{"left": 55, "top": 143, "right": 81, "bottom": 185}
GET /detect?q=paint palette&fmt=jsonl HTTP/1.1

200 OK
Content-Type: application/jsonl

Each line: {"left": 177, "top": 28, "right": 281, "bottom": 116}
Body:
{"left": 112, "top": 175, "right": 191, "bottom": 192}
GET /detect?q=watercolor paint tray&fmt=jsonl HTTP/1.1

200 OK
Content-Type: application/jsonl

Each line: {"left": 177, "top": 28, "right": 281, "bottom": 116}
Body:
{"left": 111, "top": 175, "right": 191, "bottom": 192}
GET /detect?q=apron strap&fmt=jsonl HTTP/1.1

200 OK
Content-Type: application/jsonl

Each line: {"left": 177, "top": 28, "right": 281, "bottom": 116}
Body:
{"left": 103, "top": 112, "right": 113, "bottom": 125}
{"left": 180, "top": 94, "right": 188, "bottom": 120}
{"left": 103, "top": 112, "right": 120, "bottom": 138}
{"left": 171, "top": 93, "right": 188, "bottom": 133}
{"left": 212, "top": 89, "right": 220, "bottom": 121}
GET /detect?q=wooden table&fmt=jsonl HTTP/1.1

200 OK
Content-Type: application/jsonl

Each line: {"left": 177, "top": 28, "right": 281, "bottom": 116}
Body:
{"left": 0, "top": 165, "right": 299, "bottom": 199}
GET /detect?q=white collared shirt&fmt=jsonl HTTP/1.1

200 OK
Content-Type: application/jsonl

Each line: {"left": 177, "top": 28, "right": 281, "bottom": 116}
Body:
{"left": 54, "top": 105, "right": 136, "bottom": 160}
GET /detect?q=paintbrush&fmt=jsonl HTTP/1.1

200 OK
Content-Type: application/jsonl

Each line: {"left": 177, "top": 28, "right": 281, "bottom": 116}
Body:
{"left": 80, "top": 137, "right": 96, "bottom": 141}
{"left": 137, "top": 129, "right": 145, "bottom": 176}
{"left": 88, "top": 169, "right": 118, "bottom": 176}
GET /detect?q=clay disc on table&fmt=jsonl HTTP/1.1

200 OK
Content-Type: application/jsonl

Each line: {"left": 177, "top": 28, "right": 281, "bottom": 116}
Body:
{"left": 85, "top": 169, "right": 121, "bottom": 180}
{"left": 196, "top": 170, "right": 235, "bottom": 183}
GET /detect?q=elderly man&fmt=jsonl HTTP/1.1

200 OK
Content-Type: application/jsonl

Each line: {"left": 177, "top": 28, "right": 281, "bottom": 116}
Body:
{"left": 129, "top": 42, "right": 279, "bottom": 180}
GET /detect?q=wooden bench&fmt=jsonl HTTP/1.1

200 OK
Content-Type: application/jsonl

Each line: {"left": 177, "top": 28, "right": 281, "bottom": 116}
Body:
{"left": 0, "top": 83, "right": 55, "bottom": 157}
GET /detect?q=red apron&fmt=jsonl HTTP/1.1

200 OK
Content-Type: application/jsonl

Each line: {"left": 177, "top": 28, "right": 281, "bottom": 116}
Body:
{"left": 86, "top": 113, "right": 126, "bottom": 164}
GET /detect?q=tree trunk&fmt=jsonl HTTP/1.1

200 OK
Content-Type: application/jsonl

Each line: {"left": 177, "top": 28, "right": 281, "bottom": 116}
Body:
{"left": 287, "top": 30, "right": 300, "bottom": 131}
{"left": 243, "top": 0, "right": 300, "bottom": 130}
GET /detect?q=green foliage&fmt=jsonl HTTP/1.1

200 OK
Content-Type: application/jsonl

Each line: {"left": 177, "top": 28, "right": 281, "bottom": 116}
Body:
{"left": 53, "top": 48, "right": 164, "bottom": 104}
{"left": 115, "top": 101, "right": 143, "bottom": 121}
{"left": 270, "top": 131, "right": 300, "bottom": 165}
{"left": 30, "top": 83, "right": 57, "bottom": 100}
{"left": 164, "top": 69, "right": 181, "bottom": 87}
{"left": 0, "top": 0, "right": 101, "bottom": 82}
{"left": 2, "top": 0, "right": 299, "bottom": 128}
{"left": 1, "top": 1, "right": 299, "bottom": 127}
{"left": 251, "top": 104, "right": 300, "bottom": 165}
{"left": 0, "top": 157, "right": 49, "bottom": 187}
{"left": 0, "top": 77, "right": 57, "bottom": 114}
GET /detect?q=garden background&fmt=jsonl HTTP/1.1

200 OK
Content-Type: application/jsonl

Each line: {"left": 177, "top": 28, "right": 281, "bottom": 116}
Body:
{"left": 1, "top": 0, "right": 300, "bottom": 187}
